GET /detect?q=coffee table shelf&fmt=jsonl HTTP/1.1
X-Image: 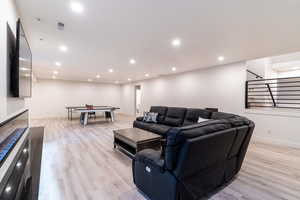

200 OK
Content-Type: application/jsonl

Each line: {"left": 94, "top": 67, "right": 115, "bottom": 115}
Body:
{"left": 113, "top": 128, "right": 162, "bottom": 157}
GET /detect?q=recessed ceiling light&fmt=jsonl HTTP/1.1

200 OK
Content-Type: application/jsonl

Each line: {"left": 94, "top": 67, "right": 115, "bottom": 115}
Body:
{"left": 108, "top": 68, "right": 114, "bottom": 73}
{"left": 70, "top": 2, "right": 84, "bottom": 13}
{"left": 55, "top": 62, "right": 61, "bottom": 66}
{"left": 171, "top": 67, "right": 177, "bottom": 72}
{"left": 20, "top": 67, "right": 29, "bottom": 71}
{"left": 128, "top": 78, "right": 132, "bottom": 81}
{"left": 59, "top": 45, "right": 68, "bottom": 52}
{"left": 53, "top": 70, "right": 58, "bottom": 74}
{"left": 129, "top": 59, "right": 136, "bottom": 64}
{"left": 88, "top": 79, "right": 92, "bottom": 82}
{"left": 218, "top": 56, "right": 225, "bottom": 61}
{"left": 145, "top": 73, "right": 149, "bottom": 77}
{"left": 52, "top": 75, "right": 56, "bottom": 79}
{"left": 96, "top": 74, "right": 101, "bottom": 78}
{"left": 172, "top": 38, "right": 181, "bottom": 47}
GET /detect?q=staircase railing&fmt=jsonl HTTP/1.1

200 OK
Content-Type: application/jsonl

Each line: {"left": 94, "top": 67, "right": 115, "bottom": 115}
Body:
{"left": 245, "top": 75, "right": 300, "bottom": 109}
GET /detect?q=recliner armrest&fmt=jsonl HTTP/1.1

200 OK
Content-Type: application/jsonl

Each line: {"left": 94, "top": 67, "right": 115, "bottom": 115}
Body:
{"left": 135, "top": 149, "right": 164, "bottom": 172}
{"left": 136, "top": 116, "right": 144, "bottom": 121}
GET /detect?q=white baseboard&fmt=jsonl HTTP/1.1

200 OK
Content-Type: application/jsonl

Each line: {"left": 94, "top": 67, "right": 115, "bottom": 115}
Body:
{"left": 252, "top": 136, "right": 300, "bottom": 149}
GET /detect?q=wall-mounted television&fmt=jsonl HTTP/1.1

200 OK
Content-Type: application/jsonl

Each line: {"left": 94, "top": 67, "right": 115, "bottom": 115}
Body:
{"left": 10, "top": 19, "right": 32, "bottom": 98}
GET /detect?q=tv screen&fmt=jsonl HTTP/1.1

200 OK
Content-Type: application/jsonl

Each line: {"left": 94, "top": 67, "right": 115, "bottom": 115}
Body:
{"left": 10, "top": 19, "right": 32, "bottom": 98}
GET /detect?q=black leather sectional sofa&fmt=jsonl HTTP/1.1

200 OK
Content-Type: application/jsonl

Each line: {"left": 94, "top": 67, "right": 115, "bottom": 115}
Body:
{"left": 132, "top": 106, "right": 255, "bottom": 200}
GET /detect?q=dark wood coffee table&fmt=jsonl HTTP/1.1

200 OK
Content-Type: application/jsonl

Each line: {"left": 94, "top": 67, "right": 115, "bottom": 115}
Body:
{"left": 113, "top": 128, "right": 162, "bottom": 157}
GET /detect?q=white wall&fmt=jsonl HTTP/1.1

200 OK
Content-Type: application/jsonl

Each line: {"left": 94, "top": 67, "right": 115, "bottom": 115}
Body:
{"left": 246, "top": 110, "right": 300, "bottom": 148}
{"left": 121, "top": 62, "right": 247, "bottom": 115}
{"left": 277, "top": 70, "right": 300, "bottom": 78}
{"left": 27, "top": 79, "right": 121, "bottom": 119}
{"left": 0, "top": 0, "right": 25, "bottom": 122}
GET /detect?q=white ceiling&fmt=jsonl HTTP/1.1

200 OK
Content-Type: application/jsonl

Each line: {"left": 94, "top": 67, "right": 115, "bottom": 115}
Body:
{"left": 16, "top": 0, "right": 300, "bottom": 84}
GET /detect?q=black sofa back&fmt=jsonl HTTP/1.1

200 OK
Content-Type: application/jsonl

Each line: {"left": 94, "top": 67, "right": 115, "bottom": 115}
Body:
{"left": 161, "top": 107, "right": 187, "bottom": 127}
{"left": 150, "top": 106, "right": 168, "bottom": 123}
{"left": 164, "top": 117, "right": 254, "bottom": 198}
{"left": 134, "top": 106, "right": 214, "bottom": 136}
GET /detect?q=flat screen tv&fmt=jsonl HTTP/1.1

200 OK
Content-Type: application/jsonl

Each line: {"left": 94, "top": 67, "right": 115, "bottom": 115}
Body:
{"left": 10, "top": 19, "right": 32, "bottom": 98}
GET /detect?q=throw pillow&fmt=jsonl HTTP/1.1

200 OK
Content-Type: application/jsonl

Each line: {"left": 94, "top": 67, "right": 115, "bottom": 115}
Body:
{"left": 197, "top": 117, "right": 210, "bottom": 123}
{"left": 143, "top": 112, "right": 158, "bottom": 123}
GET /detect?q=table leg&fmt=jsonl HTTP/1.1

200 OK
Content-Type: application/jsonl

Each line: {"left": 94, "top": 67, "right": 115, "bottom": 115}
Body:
{"left": 84, "top": 112, "right": 88, "bottom": 126}
{"left": 71, "top": 109, "right": 73, "bottom": 120}
{"left": 110, "top": 111, "right": 115, "bottom": 122}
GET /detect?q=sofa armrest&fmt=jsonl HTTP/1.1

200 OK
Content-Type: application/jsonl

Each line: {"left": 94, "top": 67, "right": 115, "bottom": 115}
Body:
{"left": 136, "top": 116, "right": 144, "bottom": 121}
{"left": 135, "top": 149, "right": 164, "bottom": 171}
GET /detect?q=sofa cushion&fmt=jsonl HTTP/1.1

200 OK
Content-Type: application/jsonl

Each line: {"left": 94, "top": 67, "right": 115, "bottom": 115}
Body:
{"left": 133, "top": 121, "right": 172, "bottom": 136}
{"left": 133, "top": 121, "right": 154, "bottom": 133}
{"left": 150, "top": 124, "right": 172, "bottom": 136}
{"left": 211, "top": 112, "right": 236, "bottom": 120}
{"left": 162, "top": 107, "right": 187, "bottom": 127}
{"left": 143, "top": 112, "right": 158, "bottom": 123}
{"left": 150, "top": 106, "right": 168, "bottom": 123}
{"left": 183, "top": 109, "right": 212, "bottom": 126}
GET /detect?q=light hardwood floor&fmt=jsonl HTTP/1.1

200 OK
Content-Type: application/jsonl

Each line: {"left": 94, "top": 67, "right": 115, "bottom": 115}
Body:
{"left": 32, "top": 116, "right": 300, "bottom": 200}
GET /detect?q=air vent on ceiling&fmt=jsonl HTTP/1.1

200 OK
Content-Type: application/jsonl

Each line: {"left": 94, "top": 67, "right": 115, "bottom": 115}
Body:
{"left": 57, "top": 22, "right": 65, "bottom": 31}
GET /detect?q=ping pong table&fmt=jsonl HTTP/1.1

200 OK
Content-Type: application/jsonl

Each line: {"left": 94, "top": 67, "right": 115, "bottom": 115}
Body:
{"left": 66, "top": 106, "right": 120, "bottom": 126}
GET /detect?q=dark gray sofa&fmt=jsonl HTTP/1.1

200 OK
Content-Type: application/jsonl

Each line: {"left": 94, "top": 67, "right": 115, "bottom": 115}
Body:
{"left": 133, "top": 106, "right": 212, "bottom": 136}
{"left": 132, "top": 106, "right": 255, "bottom": 200}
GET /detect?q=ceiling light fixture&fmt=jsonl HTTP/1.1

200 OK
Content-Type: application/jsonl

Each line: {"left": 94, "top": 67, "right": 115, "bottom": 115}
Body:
{"left": 145, "top": 73, "right": 149, "bottom": 77}
{"left": 172, "top": 38, "right": 181, "bottom": 47}
{"left": 171, "top": 67, "right": 177, "bottom": 72}
{"left": 128, "top": 78, "right": 132, "bottom": 81}
{"left": 218, "top": 56, "right": 225, "bottom": 61}
{"left": 53, "top": 70, "right": 58, "bottom": 74}
{"left": 96, "top": 74, "right": 101, "bottom": 78}
{"left": 71, "top": 2, "right": 84, "bottom": 13}
{"left": 55, "top": 62, "right": 61, "bottom": 66}
{"left": 108, "top": 68, "right": 114, "bottom": 73}
{"left": 59, "top": 45, "right": 68, "bottom": 52}
{"left": 130, "top": 59, "right": 136, "bottom": 64}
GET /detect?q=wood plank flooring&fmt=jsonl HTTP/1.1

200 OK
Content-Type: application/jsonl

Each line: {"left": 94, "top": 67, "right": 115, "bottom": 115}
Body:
{"left": 31, "top": 116, "right": 300, "bottom": 200}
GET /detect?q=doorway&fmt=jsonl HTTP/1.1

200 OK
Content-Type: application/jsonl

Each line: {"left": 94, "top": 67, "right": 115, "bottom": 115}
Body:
{"left": 135, "top": 85, "right": 142, "bottom": 116}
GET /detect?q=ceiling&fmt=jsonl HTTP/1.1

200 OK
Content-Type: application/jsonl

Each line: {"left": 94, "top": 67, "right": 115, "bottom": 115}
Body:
{"left": 16, "top": 0, "right": 300, "bottom": 84}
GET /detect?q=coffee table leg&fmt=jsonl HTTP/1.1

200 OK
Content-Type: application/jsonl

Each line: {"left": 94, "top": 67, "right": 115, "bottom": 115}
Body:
{"left": 111, "top": 111, "right": 115, "bottom": 122}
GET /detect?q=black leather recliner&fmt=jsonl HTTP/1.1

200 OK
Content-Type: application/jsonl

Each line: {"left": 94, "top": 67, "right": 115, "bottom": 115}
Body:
{"left": 132, "top": 106, "right": 255, "bottom": 200}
